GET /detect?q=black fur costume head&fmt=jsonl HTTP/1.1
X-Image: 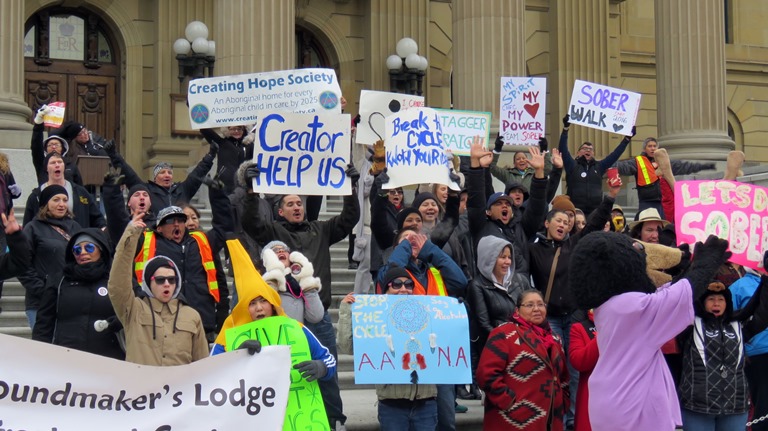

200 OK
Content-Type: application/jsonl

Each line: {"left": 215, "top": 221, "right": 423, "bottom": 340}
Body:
{"left": 570, "top": 231, "right": 657, "bottom": 309}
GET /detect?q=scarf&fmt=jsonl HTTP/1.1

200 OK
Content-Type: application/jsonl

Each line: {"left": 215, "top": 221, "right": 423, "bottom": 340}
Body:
{"left": 64, "top": 259, "right": 109, "bottom": 282}
{"left": 511, "top": 312, "right": 558, "bottom": 352}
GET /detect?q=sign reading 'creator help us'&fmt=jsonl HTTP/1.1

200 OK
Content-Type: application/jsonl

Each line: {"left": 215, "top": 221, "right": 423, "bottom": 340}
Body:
{"left": 186, "top": 68, "right": 342, "bottom": 129}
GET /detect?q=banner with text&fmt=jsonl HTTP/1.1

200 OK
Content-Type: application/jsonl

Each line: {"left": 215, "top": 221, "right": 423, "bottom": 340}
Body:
{"left": 675, "top": 180, "right": 768, "bottom": 271}
{"left": 568, "top": 79, "right": 641, "bottom": 134}
{"left": 356, "top": 90, "right": 425, "bottom": 145}
{"left": 351, "top": 295, "right": 471, "bottom": 384}
{"left": 383, "top": 107, "right": 459, "bottom": 191}
{"left": 186, "top": 68, "right": 342, "bottom": 129}
{"left": 250, "top": 112, "right": 351, "bottom": 196}
{"left": 226, "top": 316, "right": 329, "bottom": 431}
{"left": 0, "top": 333, "right": 290, "bottom": 431}
{"left": 499, "top": 77, "right": 547, "bottom": 146}
{"left": 435, "top": 109, "right": 491, "bottom": 156}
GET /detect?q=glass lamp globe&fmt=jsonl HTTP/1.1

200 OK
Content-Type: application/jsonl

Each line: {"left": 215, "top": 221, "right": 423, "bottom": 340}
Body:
{"left": 405, "top": 53, "right": 421, "bottom": 69}
{"left": 396, "top": 37, "right": 418, "bottom": 58}
{"left": 185, "top": 21, "right": 209, "bottom": 42}
{"left": 386, "top": 54, "right": 403, "bottom": 70}
{"left": 173, "top": 38, "right": 191, "bottom": 55}
{"left": 191, "top": 37, "right": 210, "bottom": 55}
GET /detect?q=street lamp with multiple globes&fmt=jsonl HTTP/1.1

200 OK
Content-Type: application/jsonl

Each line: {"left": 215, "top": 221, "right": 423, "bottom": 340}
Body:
{"left": 173, "top": 21, "right": 216, "bottom": 93}
{"left": 386, "top": 37, "right": 428, "bottom": 96}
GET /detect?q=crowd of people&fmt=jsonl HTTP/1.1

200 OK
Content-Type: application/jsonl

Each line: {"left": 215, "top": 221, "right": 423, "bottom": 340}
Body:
{"left": 2, "top": 102, "right": 768, "bottom": 431}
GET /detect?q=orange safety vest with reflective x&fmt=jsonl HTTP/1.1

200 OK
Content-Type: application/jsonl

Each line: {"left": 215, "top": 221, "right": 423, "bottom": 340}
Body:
{"left": 134, "top": 231, "right": 220, "bottom": 302}
{"left": 635, "top": 155, "right": 659, "bottom": 187}
{"left": 406, "top": 267, "right": 447, "bottom": 296}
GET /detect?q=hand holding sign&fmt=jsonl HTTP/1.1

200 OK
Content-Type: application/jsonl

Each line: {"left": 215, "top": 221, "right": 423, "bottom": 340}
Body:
{"left": 345, "top": 164, "right": 360, "bottom": 186}
{"left": 237, "top": 339, "right": 262, "bottom": 355}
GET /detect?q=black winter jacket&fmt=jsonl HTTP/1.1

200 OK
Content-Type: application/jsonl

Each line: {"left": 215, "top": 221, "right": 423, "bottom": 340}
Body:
{"left": 23, "top": 183, "right": 105, "bottom": 230}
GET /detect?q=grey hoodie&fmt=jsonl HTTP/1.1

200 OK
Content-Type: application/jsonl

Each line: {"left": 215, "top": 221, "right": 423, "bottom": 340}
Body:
{"left": 476, "top": 236, "right": 525, "bottom": 300}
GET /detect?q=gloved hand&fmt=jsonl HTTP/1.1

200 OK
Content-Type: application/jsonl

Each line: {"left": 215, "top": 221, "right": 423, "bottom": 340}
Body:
{"left": 94, "top": 320, "right": 109, "bottom": 332}
{"left": 237, "top": 339, "right": 262, "bottom": 355}
{"left": 370, "top": 140, "right": 386, "bottom": 174}
{"left": 8, "top": 184, "right": 21, "bottom": 198}
{"left": 353, "top": 114, "right": 361, "bottom": 126}
{"left": 449, "top": 169, "right": 461, "bottom": 185}
{"left": 208, "top": 140, "right": 219, "bottom": 157}
{"left": 562, "top": 114, "right": 571, "bottom": 129}
{"left": 538, "top": 137, "right": 548, "bottom": 152}
{"left": 493, "top": 135, "right": 504, "bottom": 153}
{"left": 103, "top": 166, "right": 125, "bottom": 186}
{"left": 202, "top": 174, "right": 224, "bottom": 191}
{"left": 622, "top": 126, "right": 637, "bottom": 143}
{"left": 34, "top": 105, "right": 52, "bottom": 125}
{"left": 293, "top": 360, "right": 327, "bottom": 382}
{"left": 102, "top": 139, "right": 117, "bottom": 156}
{"left": 686, "top": 235, "right": 731, "bottom": 295}
{"left": 345, "top": 164, "right": 360, "bottom": 186}
{"left": 374, "top": 168, "right": 390, "bottom": 189}
{"left": 245, "top": 165, "right": 260, "bottom": 181}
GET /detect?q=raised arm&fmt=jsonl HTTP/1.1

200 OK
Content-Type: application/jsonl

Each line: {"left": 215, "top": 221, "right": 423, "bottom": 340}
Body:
{"left": 558, "top": 115, "right": 575, "bottom": 174}
{"left": 108, "top": 215, "right": 146, "bottom": 324}
{"left": 598, "top": 127, "right": 634, "bottom": 173}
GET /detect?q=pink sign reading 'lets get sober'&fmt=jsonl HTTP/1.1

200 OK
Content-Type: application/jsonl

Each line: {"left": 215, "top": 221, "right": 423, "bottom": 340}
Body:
{"left": 675, "top": 180, "right": 768, "bottom": 272}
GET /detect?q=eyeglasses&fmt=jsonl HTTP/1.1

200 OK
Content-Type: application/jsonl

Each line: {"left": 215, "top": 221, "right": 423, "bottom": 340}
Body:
{"left": 519, "top": 302, "right": 547, "bottom": 309}
{"left": 152, "top": 276, "right": 178, "bottom": 285}
{"left": 388, "top": 190, "right": 403, "bottom": 195}
{"left": 389, "top": 279, "right": 414, "bottom": 290}
{"left": 73, "top": 243, "right": 97, "bottom": 255}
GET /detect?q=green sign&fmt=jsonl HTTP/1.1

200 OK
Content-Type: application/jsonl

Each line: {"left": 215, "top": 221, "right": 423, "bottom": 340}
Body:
{"left": 227, "top": 316, "right": 329, "bottom": 431}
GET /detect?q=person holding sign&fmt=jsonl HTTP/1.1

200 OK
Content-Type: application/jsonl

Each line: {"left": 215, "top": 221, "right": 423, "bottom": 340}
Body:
{"left": 109, "top": 212, "right": 209, "bottom": 366}
{"left": 200, "top": 125, "right": 254, "bottom": 194}
{"left": 558, "top": 114, "right": 634, "bottom": 216}
{"left": 30, "top": 104, "right": 83, "bottom": 186}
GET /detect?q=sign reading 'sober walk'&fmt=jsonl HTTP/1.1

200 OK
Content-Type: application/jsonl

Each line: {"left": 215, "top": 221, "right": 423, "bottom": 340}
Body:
{"left": 186, "top": 68, "right": 343, "bottom": 129}
{"left": 568, "top": 79, "right": 641, "bottom": 134}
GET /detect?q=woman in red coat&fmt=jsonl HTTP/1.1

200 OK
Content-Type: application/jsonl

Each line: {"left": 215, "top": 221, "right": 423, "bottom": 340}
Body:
{"left": 477, "top": 289, "right": 570, "bottom": 430}
{"left": 569, "top": 309, "right": 598, "bottom": 431}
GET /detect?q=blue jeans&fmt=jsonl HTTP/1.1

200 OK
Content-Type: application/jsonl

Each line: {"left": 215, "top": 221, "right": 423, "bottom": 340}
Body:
{"left": 26, "top": 309, "right": 37, "bottom": 329}
{"left": 378, "top": 398, "right": 438, "bottom": 431}
{"left": 304, "top": 311, "right": 346, "bottom": 427}
{"left": 681, "top": 408, "right": 748, "bottom": 431}
{"left": 436, "top": 384, "right": 456, "bottom": 431}
{"left": 548, "top": 314, "right": 578, "bottom": 427}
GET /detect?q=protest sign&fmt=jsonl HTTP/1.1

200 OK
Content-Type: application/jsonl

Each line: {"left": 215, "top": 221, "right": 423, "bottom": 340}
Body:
{"left": 226, "top": 316, "right": 329, "bottom": 431}
{"left": 383, "top": 107, "right": 459, "bottom": 191}
{"left": 435, "top": 109, "right": 491, "bottom": 155}
{"left": 250, "top": 112, "right": 351, "bottom": 196}
{"left": 186, "top": 68, "right": 342, "bottom": 129}
{"left": 499, "top": 77, "right": 546, "bottom": 145}
{"left": 0, "top": 333, "right": 290, "bottom": 431}
{"left": 351, "top": 295, "right": 471, "bottom": 384}
{"left": 44, "top": 101, "right": 66, "bottom": 128}
{"left": 568, "top": 79, "right": 641, "bottom": 134}
{"left": 676, "top": 180, "right": 768, "bottom": 271}
{"left": 356, "top": 90, "right": 425, "bottom": 145}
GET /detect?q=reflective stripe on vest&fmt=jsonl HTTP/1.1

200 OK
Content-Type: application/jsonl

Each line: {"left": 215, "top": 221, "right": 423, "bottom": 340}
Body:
{"left": 635, "top": 155, "right": 659, "bottom": 186}
{"left": 406, "top": 267, "right": 447, "bottom": 296}
{"left": 133, "top": 231, "right": 220, "bottom": 302}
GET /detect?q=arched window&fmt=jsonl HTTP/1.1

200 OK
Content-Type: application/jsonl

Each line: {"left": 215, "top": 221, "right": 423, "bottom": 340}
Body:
{"left": 24, "top": 10, "right": 115, "bottom": 68}
{"left": 296, "top": 28, "right": 330, "bottom": 69}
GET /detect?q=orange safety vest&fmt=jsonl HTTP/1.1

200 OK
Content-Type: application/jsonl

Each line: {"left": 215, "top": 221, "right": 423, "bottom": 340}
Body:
{"left": 134, "top": 231, "right": 220, "bottom": 302}
{"left": 406, "top": 267, "right": 447, "bottom": 296}
{"left": 635, "top": 155, "right": 659, "bottom": 186}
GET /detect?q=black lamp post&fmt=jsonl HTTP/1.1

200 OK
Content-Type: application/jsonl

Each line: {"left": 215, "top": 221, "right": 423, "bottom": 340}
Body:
{"left": 386, "top": 37, "right": 428, "bottom": 96}
{"left": 173, "top": 21, "right": 216, "bottom": 93}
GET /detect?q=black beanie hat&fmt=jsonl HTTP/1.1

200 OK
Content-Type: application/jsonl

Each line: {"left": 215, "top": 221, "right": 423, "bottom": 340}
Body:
{"left": 411, "top": 192, "right": 438, "bottom": 210}
{"left": 128, "top": 183, "right": 150, "bottom": 199}
{"left": 39, "top": 184, "right": 68, "bottom": 208}
{"left": 396, "top": 207, "right": 422, "bottom": 232}
{"left": 381, "top": 265, "right": 412, "bottom": 289}
{"left": 144, "top": 256, "right": 178, "bottom": 283}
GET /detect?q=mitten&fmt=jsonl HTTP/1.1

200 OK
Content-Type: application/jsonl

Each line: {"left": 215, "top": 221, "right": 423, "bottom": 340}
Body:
{"left": 374, "top": 168, "right": 390, "bottom": 191}
{"left": 493, "top": 135, "right": 504, "bottom": 153}
{"left": 538, "top": 137, "right": 548, "bottom": 152}
{"left": 8, "top": 184, "right": 21, "bottom": 198}
{"left": 686, "top": 235, "right": 731, "bottom": 295}
{"left": 245, "top": 165, "right": 260, "bottom": 181}
{"left": 103, "top": 166, "right": 125, "bottom": 186}
{"left": 237, "top": 339, "right": 262, "bottom": 355}
{"left": 261, "top": 248, "right": 286, "bottom": 292}
{"left": 34, "top": 105, "right": 52, "bottom": 125}
{"left": 370, "top": 140, "right": 386, "bottom": 174}
{"left": 202, "top": 174, "right": 224, "bottom": 191}
{"left": 289, "top": 251, "right": 321, "bottom": 292}
{"left": 562, "top": 114, "right": 571, "bottom": 129}
{"left": 293, "top": 360, "right": 327, "bottom": 382}
{"left": 345, "top": 164, "right": 360, "bottom": 186}
{"left": 94, "top": 320, "right": 109, "bottom": 332}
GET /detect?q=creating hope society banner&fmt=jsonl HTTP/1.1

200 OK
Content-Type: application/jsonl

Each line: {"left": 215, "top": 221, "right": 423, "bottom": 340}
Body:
{"left": 226, "top": 316, "right": 329, "bottom": 431}
{"left": 675, "top": 180, "right": 768, "bottom": 271}
{"left": 568, "top": 79, "right": 641, "bottom": 134}
{"left": 186, "top": 68, "right": 342, "bottom": 129}
{"left": 434, "top": 109, "right": 491, "bottom": 156}
{"left": 499, "top": 77, "right": 546, "bottom": 146}
{"left": 0, "top": 333, "right": 290, "bottom": 431}
{"left": 250, "top": 112, "right": 351, "bottom": 196}
{"left": 383, "top": 107, "right": 459, "bottom": 191}
{"left": 356, "top": 90, "right": 425, "bottom": 145}
{"left": 351, "top": 295, "right": 471, "bottom": 385}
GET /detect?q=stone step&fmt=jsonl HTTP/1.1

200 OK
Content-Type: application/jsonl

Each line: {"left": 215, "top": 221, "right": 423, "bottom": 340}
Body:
{"left": 0, "top": 310, "right": 28, "bottom": 328}
{"left": 0, "top": 295, "right": 25, "bottom": 313}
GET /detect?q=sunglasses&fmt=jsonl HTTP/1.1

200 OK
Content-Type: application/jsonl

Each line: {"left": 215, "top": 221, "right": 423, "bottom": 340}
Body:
{"left": 389, "top": 279, "right": 414, "bottom": 290}
{"left": 151, "top": 276, "right": 178, "bottom": 285}
{"left": 272, "top": 247, "right": 291, "bottom": 254}
{"left": 162, "top": 216, "right": 185, "bottom": 225}
{"left": 388, "top": 190, "right": 404, "bottom": 195}
{"left": 73, "top": 243, "right": 97, "bottom": 255}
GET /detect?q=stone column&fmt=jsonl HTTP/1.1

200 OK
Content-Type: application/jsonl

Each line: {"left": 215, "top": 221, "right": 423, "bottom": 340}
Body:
{"left": 215, "top": 0, "right": 295, "bottom": 75}
{"left": 0, "top": 0, "right": 32, "bottom": 133}
{"left": 654, "top": 0, "right": 733, "bottom": 159}
{"left": 452, "top": 0, "right": 526, "bottom": 116}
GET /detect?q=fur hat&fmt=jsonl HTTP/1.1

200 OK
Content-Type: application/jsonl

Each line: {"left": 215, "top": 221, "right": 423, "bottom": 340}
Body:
{"left": 551, "top": 195, "right": 577, "bottom": 213}
{"left": 570, "top": 231, "right": 657, "bottom": 309}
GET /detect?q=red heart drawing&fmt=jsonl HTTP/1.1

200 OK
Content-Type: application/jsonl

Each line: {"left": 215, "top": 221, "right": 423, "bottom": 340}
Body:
{"left": 523, "top": 103, "right": 540, "bottom": 118}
